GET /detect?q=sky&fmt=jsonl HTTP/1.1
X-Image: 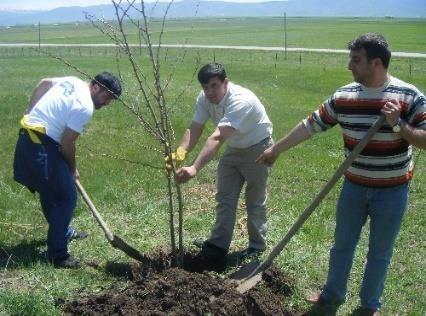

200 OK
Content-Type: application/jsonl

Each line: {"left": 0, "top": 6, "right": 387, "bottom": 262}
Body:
{"left": 0, "top": 0, "right": 285, "bottom": 11}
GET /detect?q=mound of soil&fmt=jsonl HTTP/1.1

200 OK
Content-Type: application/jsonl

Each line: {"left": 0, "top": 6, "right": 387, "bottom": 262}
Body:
{"left": 59, "top": 250, "right": 299, "bottom": 315}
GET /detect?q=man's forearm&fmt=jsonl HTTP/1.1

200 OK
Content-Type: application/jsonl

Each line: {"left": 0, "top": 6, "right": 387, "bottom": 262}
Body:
{"left": 179, "top": 129, "right": 195, "bottom": 152}
{"left": 400, "top": 121, "right": 426, "bottom": 149}
{"left": 61, "top": 143, "right": 77, "bottom": 173}
{"left": 193, "top": 135, "right": 224, "bottom": 172}
{"left": 273, "top": 121, "right": 313, "bottom": 154}
{"left": 179, "top": 122, "right": 204, "bottom": 153}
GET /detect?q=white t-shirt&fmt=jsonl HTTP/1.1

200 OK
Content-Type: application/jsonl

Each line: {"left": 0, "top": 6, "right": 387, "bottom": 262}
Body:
{"left": 192, "top": 82, "right": 272, "bottom": 148}
{"left": 26, "top": 76, "right": 94, "bottom": 143}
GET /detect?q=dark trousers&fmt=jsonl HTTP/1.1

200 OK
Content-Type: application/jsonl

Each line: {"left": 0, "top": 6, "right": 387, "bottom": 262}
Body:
{"left": 13, "top": 129, "right": 76, "bottom": 261}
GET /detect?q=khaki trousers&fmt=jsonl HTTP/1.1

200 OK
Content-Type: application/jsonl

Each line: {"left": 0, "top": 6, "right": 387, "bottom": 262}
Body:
{"left": 208, "top": 137, "right": 272, "bottom": 251}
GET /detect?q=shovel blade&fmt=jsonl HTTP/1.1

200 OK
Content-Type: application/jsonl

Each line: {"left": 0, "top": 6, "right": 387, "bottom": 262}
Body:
{"left": 110, "top": 235, "right": 147, "bottom": 263}
{"left": 229, "top": 261, "right": 264, "bottom": 293}
{"left": 236, "top": 273, "right": 263, "bottom": 293}
{"left": 229, "top": 261, "right": 260, "bottom": 280}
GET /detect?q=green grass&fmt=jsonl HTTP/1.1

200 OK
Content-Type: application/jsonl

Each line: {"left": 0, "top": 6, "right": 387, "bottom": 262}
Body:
{"left": 0, "top": 17, "right": 425, "bottom": 52}
{"left": 0, "top": 17, "right": 425, "bottom": 315}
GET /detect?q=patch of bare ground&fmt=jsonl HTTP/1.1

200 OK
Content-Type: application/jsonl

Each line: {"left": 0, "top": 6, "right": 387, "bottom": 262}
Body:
{"left": 59, "top": 249, "right": 302, "bottom": 315}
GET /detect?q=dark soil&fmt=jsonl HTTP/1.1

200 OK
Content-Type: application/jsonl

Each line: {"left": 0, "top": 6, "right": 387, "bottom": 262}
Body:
{"left": 59, "top": 249, "right": 302, "bottom": 315}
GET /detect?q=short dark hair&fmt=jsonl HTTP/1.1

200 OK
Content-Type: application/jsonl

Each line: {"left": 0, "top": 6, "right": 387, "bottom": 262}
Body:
{"left": 92, "top": 72, "right": 122, "bottom": 99}
{"left": 197, "top": 63, "right": 227, "bottom": 84}
{"left": 347, "top": 33, "right": 391, "bottom": 69}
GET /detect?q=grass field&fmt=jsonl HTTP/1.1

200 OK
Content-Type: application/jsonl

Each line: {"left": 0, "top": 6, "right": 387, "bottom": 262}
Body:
{"left": 1, "top": 17, "right": 426, "bottom": 52}
{"left": 0, "top": 17, "right": 425, "bottom": 315}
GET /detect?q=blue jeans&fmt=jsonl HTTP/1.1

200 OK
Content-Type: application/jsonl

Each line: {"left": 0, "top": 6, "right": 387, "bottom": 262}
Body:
{"left": 321, "top": 178, "right": 409, "bottom": 310}
{"left": 14, "top": 130, "right": 76, "bottom": 261}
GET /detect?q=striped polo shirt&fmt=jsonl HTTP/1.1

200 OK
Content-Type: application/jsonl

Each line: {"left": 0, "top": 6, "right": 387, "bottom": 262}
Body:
{"left": 303, "top": 76, "right": 426, "bottom": 187}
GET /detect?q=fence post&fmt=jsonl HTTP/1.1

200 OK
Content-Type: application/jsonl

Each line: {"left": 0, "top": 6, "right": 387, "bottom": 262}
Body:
{"left": 138, "top": 20, "right": 142, "bottom": 56}
{"left": 38, "top": 22, "right": 41, "bottom": 55}
{"left": 284, "top": 12, "right": 287, "bottom": 60}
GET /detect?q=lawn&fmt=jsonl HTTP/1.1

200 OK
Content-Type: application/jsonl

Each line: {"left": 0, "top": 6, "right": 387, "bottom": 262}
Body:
{"left": 0, "top": 17, "right": 425, "bottom": 52}
{"left": 0, "top": 17, "right": 425, "bottom": 315}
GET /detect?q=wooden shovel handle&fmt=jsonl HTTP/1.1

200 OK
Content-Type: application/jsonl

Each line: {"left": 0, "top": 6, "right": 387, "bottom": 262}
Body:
{"left": 75, "top": 179, "right": 115, "bottom": 242}
{"left": 251, "top": 115, "right": 386, "bottom": 277}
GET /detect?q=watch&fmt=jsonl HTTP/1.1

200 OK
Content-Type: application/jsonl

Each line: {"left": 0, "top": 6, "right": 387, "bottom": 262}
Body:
{"left": 392, "top": 118, "right": 402, "bottom": 133}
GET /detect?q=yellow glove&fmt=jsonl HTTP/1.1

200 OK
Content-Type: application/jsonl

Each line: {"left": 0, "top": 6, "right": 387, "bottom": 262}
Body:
{"left": 164, "top": 146, "right": 187, "bottom": 175}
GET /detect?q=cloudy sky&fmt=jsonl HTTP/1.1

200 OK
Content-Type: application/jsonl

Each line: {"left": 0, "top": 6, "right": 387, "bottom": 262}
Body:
{"left": 0, "top": 0, "right": 285, "bottom": 11}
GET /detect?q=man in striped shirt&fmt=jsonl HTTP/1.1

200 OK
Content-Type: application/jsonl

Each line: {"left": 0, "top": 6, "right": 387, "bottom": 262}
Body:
{"left": 257, "top": 33, "right": 425, "bottom": 315}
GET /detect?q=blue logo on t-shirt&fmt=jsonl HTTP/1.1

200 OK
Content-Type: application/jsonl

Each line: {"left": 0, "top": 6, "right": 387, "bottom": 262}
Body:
{"left": 59, "top": 82, "right": 75, "bottom": 97}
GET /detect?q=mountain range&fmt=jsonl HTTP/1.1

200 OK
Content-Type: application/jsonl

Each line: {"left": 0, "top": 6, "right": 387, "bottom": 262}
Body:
{"left": 0, "top": 0, "right": 425, "bottom": 27}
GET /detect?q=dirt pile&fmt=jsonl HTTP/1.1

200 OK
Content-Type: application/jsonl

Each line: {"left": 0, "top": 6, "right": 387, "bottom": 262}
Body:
{"left": 59, "top": 251, "right": 299, "bottom": 315}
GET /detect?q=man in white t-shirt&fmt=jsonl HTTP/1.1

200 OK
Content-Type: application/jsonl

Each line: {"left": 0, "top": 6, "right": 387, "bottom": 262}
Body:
{"left": 172, "top": 63, "right": 273, "bottom": 269}
{"left": 13, "top": 72, "right": 121, "bottom": 268}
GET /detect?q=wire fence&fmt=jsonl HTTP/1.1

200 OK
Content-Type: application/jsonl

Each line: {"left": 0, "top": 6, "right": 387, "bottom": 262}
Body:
{"left": 1, "top": 45, "right": 425, "bottom": 75}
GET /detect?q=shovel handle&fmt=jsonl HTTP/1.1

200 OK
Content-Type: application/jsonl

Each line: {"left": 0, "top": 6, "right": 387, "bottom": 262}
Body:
{"left": 251, "top": 114, "right": 386, "bottom": 277}
{"left": 75, "top": 179, "right": 115, "bottom": 242}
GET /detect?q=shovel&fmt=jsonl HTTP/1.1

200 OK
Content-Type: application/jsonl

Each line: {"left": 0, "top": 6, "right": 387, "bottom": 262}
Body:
{"left": 75, "top": 179, "right": 147, "bottom": 262}
{"left": 236, "top": 115, "right": 386, "bottom": 293}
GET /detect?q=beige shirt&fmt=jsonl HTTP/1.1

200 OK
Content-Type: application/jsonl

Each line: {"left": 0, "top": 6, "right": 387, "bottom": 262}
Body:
{"left": 193, "top": 82, "right": 272, "bottom": 148}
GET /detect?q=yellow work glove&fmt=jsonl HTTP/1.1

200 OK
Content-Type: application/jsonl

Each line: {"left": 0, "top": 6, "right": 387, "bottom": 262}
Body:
{"left": 164, "top": 146, "right": 187, "bottom": 175}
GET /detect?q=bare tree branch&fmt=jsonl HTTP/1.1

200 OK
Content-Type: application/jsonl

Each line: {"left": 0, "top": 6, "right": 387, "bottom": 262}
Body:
{"left": 112, "top": 0, "right": 166, "bottom": 143}
{"left": 80, "top": 0, "right": 195, "bottom": 266}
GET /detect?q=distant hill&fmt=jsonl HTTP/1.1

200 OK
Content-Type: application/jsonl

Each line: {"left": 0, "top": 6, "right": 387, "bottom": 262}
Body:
{"left": 0, "top": 0, "right": 425, "bottom": 26}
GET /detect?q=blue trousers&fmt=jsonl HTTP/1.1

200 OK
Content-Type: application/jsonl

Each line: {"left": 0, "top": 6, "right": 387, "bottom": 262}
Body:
{"left": 13, "top": 129, "right": 76, "bottom": 261}
{"left": 321, "top": 178, "right": 409, "bottom": 310}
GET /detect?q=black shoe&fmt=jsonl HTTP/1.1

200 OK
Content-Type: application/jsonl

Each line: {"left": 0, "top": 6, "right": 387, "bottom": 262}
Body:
{"left": 53, "top": 255, "right": 81, "bottom": 269}
{"left": 200, "top": 241, "right": 227, "bottom": 257}
{"left": 352, "top": 307, "right": 381, "bottom": 316}
{"left": 69, "top": 230, "right": 88, "bottom": 241}
{"left": 192, "top": 238, "right": 207, "bottom": 249}
{"left": 239, "top": 247, "right": 264, "bottom": 260}
{"left": 195, "top": 241, "right": 227, "bottom": 271}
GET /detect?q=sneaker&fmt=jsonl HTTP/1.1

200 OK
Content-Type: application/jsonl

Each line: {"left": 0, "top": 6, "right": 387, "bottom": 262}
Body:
{"left": 53, "top": 255, "right": 81, "bottom": 269}
{"left": 69, "top": 230, "right": 88, "bottom": 241}
{"left": 239, "top": 247, "right": 264, "bottom": 260}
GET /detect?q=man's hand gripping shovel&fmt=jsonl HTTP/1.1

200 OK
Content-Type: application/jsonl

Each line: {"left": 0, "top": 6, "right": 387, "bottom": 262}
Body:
{"left": 234, "top": 115, "right": 386, "bottom": 293}
{"left": 75, "top": 179, "right": 147, "bottom": 263}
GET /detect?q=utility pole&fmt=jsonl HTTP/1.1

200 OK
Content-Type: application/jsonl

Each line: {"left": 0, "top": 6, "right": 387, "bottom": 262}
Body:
{"left": 284, "top": 12, "right": 287, "bottom": 60}
{"left": 38, "top": 22, "right": 41, "bottom": 55}
{"left": 138, "top": 20, "right": 142, "bottom": 55}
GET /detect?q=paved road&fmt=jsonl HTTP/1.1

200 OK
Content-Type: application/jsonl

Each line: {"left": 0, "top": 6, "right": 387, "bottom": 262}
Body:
{"left": 0, "top": 43, "right": 425, "bottom": 58}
